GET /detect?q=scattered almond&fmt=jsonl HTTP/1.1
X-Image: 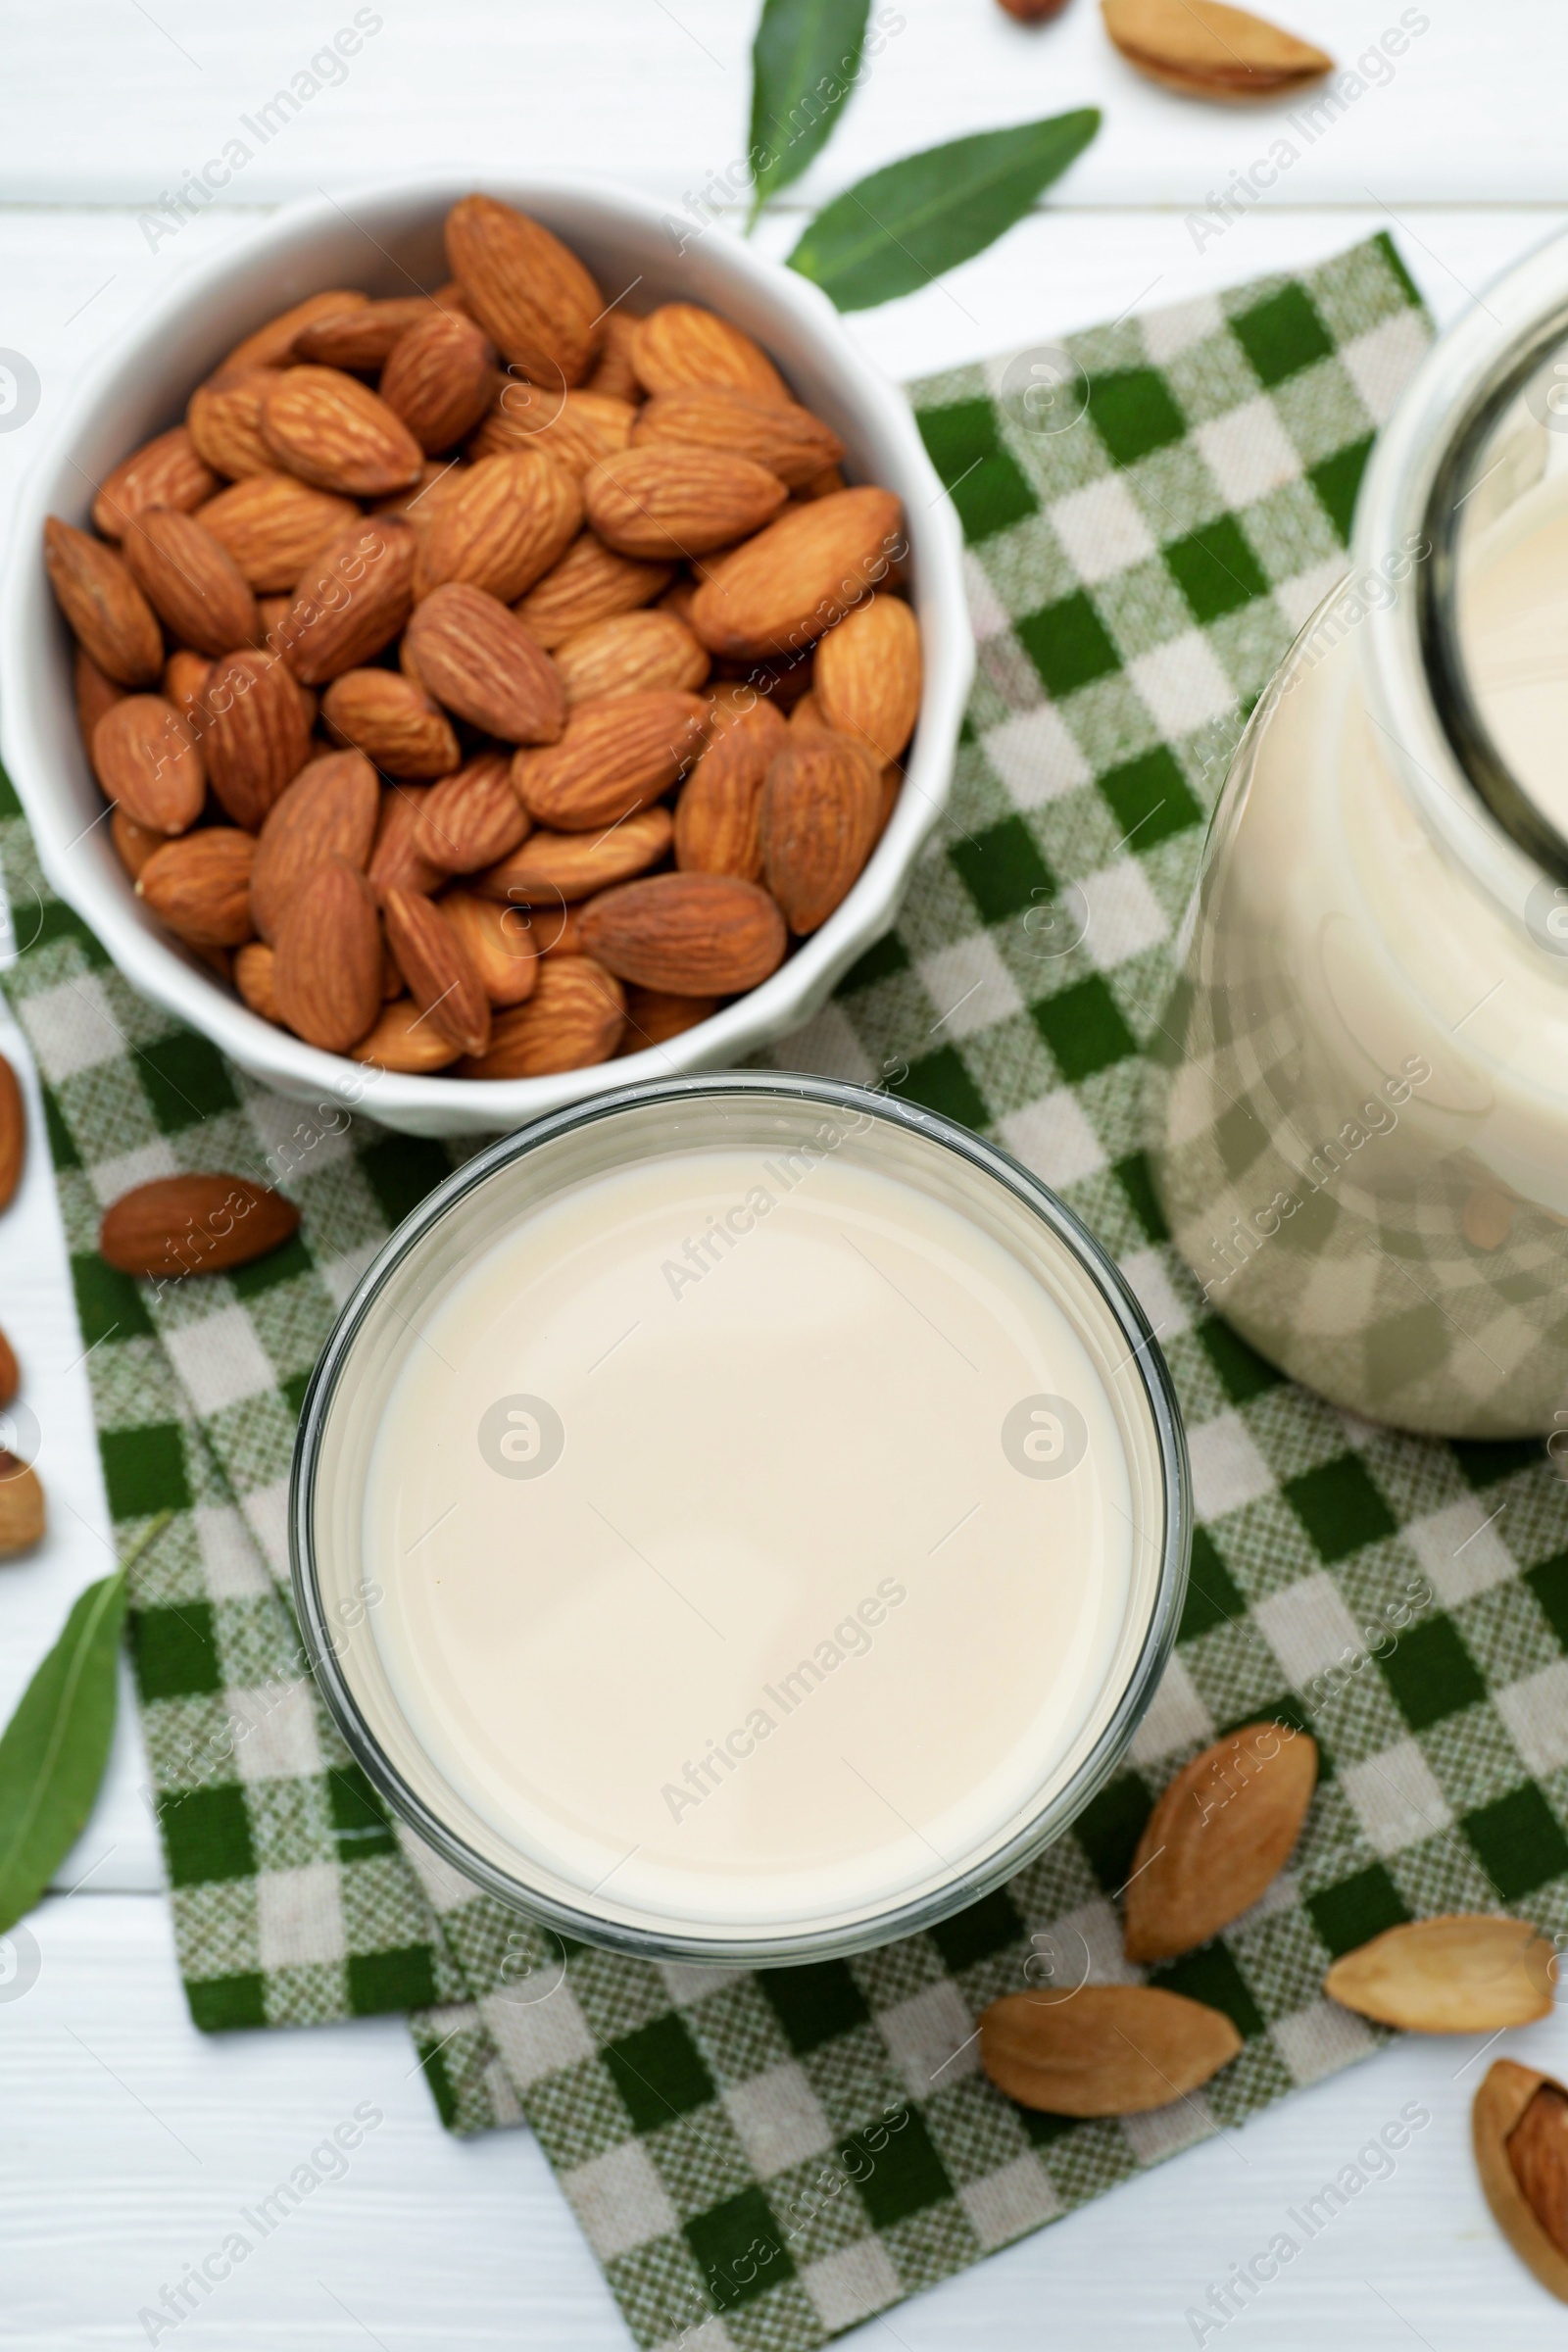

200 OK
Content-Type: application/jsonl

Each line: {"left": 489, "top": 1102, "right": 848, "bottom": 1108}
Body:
{"left": 577, "top": 871, "right": 786, "bottom": 996}
{"left": 632, "top": 304, "right": 789, "bottom": 405}
{"left": 1102, "top": 0, "right": 1332, "bottom": 95}
{"left": 460, "top": 955, "right": 624, "bottom": 1076}
{"left": 100, "top": 1173, "right": 300, "bottom": 1277}
{"left": 981, "top": 1985, "right": 1243, "bottom": 2116}
{"left": 1325, "top": 1915, "right": 1555, "bottom": 2033}
{"left": 1475, "top": 2061, "right": 1568, "bottom": 2303}
{"left": 0, "top": 1056, "right": 24, "bottom": 1212}
{"left": 92, "top": 425, "right": 218, "bottom": 540}
{"left": 0, "top": 1323, "right": 19, "bottom": 1410}
{"left": 0, "top": 1458, "right": 45, "bottom": 1556}
{"left": 1124, "top": 1723, "right": 1318, "bottom": 1964}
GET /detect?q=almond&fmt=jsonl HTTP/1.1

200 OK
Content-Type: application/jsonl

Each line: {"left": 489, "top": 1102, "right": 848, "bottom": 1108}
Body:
{"left": 619, "top": 986, "right": 717, "bottom": 1050}
{"left": 584, "top": 445, "right": 787, "bottom": 561}
{"left": 294, "top": 296, "right": 435, "bottom": 369}
{"left": 415, "top": 449, "right": 583, "bottom": 604}
{"left": 691, "top": 487, "right": 904, "bottom": 662}
{"left": 91, "top": 696, "right": 206, "bottom": 835}
{"left": 74, "top": 647, "right": 125, "bottom": 740}
{"left": 577, "top": 871, "right": 785, "bottom": 995}
{"left": 633, "top": 388, "right": 845, "bottom": 489}
{"left": 381, "top": 886, "right": 491, "bottom": 1056}
{"left": 234, "top": 939, "right": 282, "bottom": 1022}
{"left": 163, "top": 649, "right": 214, "bottom": 731}
{"left": 582, "top": 310, "right": 643, "bottom": 405}
{"left": 249, "top": 749, "right": 379, "bottom": 943}
{"left": 514, "top": 530, "right": 673, "bottom": 648}
{"left": 631, "top": 305, "right": 789, "bottom": 405}
{"left": 790, "top": 689, "right": 828, "bottom": 733}
{"left": 1102, "top": 0, "right": 1332, "bottom": 93}
{"left": 760, "top": 730, "right": 881, "bottom": 934}
{"left": 439, "top": 890, "right": 541, "bottom": 1006}
{"left": 512, "top": 688, "right": 706, "bottom": 831}
{"left": 222, "top": 289, "right": 368, "bottom": 372}
{"left": 815, "top": 595, "right": 922, "bottom": 763}
{"left": 475, "top": 807, "right": 671, "bottom": 904}
{"left": 471, "top": 385, "right": 637, "bottom": 478}
{"left": 273, "top": 857, "right": 382, "bottom": 1050}
{"left": 187, "top": 368, "right": 280, "bottom": 480}
{"left": 368, "top": 785, "right": 446, "bottom": 902}
{"left": 554, "top": 610, "right": 710, "bottom": 705}
{"left": 980, "top": 1985, "right": 1242, "bottom": 2117}
{"left": 202, "top": 650, "right": 312, "bottom": 828}
{"left": 196, "top": 471, "right": 359, "bottom": 591}
{"left": 404, "top": 582, "right": 565, "bottom": 744}
{"left": 321, "top": 669, "right": 461, "bottom": 779}
{"left": 111, "top": 808, "right": 163, "bottom": 880}
{"left": 1325, "top": 1916, "right": 1555, "bottom": 2033}
{"left": 99, "top": 1173, "right": 300, "bottom": 1277}
{"left": 0, "top": 1056, "right": 24, "bottom": 1213}
{"left": 459, "top": 955, "right": 624, "bottom": 1076}
{"left": 272, "top": 518, "right": 416, "bottom": 685}
{"left": 660, "top": 575, "right": 701, "bottom": 626}
{"left": 445, "top": 194, "right": 605, "bottom": 388}
{"left": 0, "top": 1457, "right": 45, "bottom": 1556}
{"left": 373, "top": 459, "right": 470, "bottom": 535}
{"left": 538, "top": 903, "right": 589, "bottom": 956}
{"left": 1124, "top": 1723, "right": 1318, "bottom": 1964}
{"left": 414, "top": 751, "right": 529, "bottom": 873}
{"left": 43, "top": 518, "right": 163, "bottom": 687}
{"left": 380, "top": 309, "right": 499, "bottom": 454}
{"left": 121, "top": 510, "right": 260, "bottom": 658}
{"left": 137, "top": 828, "right": 257, "bottom": 947}
{"left": 261, "top": 367, "right": 423, "bottom": 498}
{"left": 797, "top": 463, "right": 847, "bottom": 501}
{"left": 92, "top": 425, "right": 219, "bottom": 540}
{"left": 350, "top": 997, "right": 463, "bottom": 1072}
{"left": 1475, "top": 2061, "right": 1568, "bottom": 2303}
{"left": 0, "top": 1323, "right": 19, "bottom": 1410}
{"left": 673, "top": 698, "right": 790, "bottom": 882}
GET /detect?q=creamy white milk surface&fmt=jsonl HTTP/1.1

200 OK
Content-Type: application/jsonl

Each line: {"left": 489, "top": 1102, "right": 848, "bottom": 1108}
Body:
{"left": 364, "top": 1146, "right": 1134, "bottom": 1930}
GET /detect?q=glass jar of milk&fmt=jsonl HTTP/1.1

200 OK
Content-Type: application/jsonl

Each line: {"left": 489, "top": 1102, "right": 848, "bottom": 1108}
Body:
{"left": 1153, "top": 231, "right": 1568, "bottom": 1440}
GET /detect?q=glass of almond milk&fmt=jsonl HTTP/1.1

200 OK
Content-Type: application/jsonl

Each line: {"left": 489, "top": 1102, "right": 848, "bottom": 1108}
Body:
{"left": 293, "top": 1075, "right": 1188, "bottom": 1963}
{"left": 1155, "top": 229, "right": 1568, "bottom": 1441}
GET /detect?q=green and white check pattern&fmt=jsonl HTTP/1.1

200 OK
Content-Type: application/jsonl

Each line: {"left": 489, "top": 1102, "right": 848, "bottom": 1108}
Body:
{"left": 9, "top": 235, "right": 1568, "bottom": 2350}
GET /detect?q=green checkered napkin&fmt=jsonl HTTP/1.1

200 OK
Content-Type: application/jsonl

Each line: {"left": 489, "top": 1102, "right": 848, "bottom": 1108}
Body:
{"left": 10, "top": 232, "right": 1568, "bottom": 2351}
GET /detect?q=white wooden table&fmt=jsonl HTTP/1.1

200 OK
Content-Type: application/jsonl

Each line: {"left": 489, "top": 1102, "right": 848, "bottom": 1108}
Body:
{"left": 4, "top": 6, "right": 1568, "bottom": 2343}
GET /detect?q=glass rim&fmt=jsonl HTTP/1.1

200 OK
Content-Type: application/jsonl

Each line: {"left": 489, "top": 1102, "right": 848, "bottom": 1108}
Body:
{"left": 289, "top": 1071, "right": 1192, "bottom": 1967}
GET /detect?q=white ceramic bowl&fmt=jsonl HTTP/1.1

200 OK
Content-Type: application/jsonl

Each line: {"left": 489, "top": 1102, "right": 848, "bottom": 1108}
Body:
{"left": 0, "top": 172, "right": 971, "bottom": 1139}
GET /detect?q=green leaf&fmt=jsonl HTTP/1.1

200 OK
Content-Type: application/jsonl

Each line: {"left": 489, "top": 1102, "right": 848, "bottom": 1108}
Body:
{"left": 0, "top": 1512, "right": 171, "bottom": 1934}
{"left": 787, "top": 108, "right": 1102, "bottom": 312}
{"left": 748, "top": 0, "right": 871, "bottom": 221}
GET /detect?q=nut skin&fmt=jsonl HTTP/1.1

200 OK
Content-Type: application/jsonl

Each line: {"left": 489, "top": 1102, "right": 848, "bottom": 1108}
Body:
{"left": 99, "top": 1174, "right": 300, "bottom": 1278}
{"left": 458, "top": 956, "right": 624, "bottom": 1077}
{"left": 577, "top": 872, "right": 787, "bottom": 996}
{"left": 272, "top": 858, "right": 382, "bottom": 1052}
{"left": 1474, "top": 2061, "right": 1568, "bottom": 2304}
{"left": 43, "top": 518, "right": 163, "bottom": 688}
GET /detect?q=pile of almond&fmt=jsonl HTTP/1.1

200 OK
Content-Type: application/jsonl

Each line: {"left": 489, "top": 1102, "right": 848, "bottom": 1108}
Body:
{"left": 45, "top": 194, "right": 919, "bottom": 1078}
